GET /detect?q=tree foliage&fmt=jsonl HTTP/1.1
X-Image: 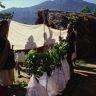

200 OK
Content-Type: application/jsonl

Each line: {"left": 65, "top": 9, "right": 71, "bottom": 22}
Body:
{"left": 81, "top": 6, "right": 91, "bottom": 13}
{"left": 0, "top": 2, "right": 13, "bottom": 20}
{"left": 0, "top": 12, "right": 13, "bottom": 20}
{"left": 92, "top": 7, "right": 96, "bottom": 15}
{"left": 26, "top": 41, "right": 68, "bottom": 76}
{"left": 68, "top": 16, "right": 80, "bottom": 23}
{"left": 0, "top": 2, "right": 5, "bottom": 8}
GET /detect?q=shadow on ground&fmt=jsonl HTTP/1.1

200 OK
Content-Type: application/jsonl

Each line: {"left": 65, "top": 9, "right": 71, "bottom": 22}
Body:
{"left": 8, "top": 85, "right": 26, "bottom": 96}
{"left": 62, "top": 65, "right": 96, "bottom": 96}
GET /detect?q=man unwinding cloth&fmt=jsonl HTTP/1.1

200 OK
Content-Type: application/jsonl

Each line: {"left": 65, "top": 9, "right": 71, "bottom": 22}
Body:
{"left": 66, "top": 23, "right": 76, "bottom": 77}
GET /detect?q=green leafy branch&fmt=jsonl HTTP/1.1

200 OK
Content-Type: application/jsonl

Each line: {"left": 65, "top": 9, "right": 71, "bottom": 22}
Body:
{"left": 26, "top": 41, "right": 68, "bottom": 76}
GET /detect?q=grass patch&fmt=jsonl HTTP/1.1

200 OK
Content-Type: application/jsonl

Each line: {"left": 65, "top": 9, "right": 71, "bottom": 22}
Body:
{"left": 76, "top": 59, "right": 87, "bottom": 66}
{"left": 15, "top": 80, "right": 28, "bottom": 89}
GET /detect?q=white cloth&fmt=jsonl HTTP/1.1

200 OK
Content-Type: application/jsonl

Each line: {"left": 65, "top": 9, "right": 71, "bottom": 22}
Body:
{"left": 51, "top": 68, "right": 66, "bottom": 92}
{"left": 15, "top": 51, "right": 25, "bottom": 62}
{"left": 61, "top": 59, "right": 70, "bottom": 82}
{"left": 26, "top": 74, "right": 48, "bottom": 96}
{"left": 39, "top": 73, "right": 58, "bottom": 96}
{"left": 51, "top": 60, "right": 70, "bottom": 92}
{"left": 26, "top": 60, "right": 70, "bottom": 96}
{"left": 8, "top": 20, "right": 67, "bottom": 50}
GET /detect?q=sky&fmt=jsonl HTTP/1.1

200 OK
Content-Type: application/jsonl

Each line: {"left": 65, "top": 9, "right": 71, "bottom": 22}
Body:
{"left": 0, "top": 0, "right": 47, "bottom": 10}
{"left": 0, "top": 0, "right": 96, "bottom": 11}
{"left": 84, "top": 0, "right": 96, "bottom": 4}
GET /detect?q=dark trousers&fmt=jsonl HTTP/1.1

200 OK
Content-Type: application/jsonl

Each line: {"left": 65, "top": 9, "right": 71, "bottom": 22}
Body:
{"left": 67, "top": 52, "right": 74, "bottom": 77}
{"left": 17, "top": 62, "right": 23, "bottom": 76}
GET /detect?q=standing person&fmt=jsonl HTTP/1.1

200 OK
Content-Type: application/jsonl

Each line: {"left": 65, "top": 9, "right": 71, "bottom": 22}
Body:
{"left": 0, "top": 20, "right": 15, "bottom": 96}
{"left": 15, "top": 51, "right": 25, "bottom": 78}
{"left": 66, "top": 23, "right": 76, "bottom": 77}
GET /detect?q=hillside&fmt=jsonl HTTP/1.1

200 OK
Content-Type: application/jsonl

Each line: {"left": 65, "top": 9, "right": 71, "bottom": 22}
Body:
{"left": 1, "top": 0, "right": 96, "bottom": 24}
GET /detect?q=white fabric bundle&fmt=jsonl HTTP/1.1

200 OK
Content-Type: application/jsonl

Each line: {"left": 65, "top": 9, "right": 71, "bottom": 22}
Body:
{"left": 26, "top": 74, "right": 48, "bottom": 96}
{"left": 61, "top": 59, "right": 70, "bottom": 82}
{"left": 51, "top": 60, "right": 70, "bottom": 92}
{"left": 51, "top": 67, "right": 66, "bottom": 92}
{"left": 26, "top": 60, "right": 70, "bottom": 96}
{"left": 39, "top": 72, "right": 58, "bottom": 96}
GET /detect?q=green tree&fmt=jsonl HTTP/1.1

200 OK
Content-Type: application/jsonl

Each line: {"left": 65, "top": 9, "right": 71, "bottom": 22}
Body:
{"left": 68, "top": 16, "right": 80, "bottom": 23}
{"left": 0, "top": 12, "right": 13, "bottom": 20}
{"left": 0, "top": 2, "right": 13, "bottom": 20}
{"left": 0, "top": 2, "right": 5, "bottom": 8}
{"left": 81, "top": 6, "right": 91, "bottom": 13}
{"left": 92, "top": 7, "right": 96, "bottom": 15}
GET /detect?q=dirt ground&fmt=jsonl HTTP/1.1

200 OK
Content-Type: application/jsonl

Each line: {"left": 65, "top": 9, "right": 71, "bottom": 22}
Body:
{"left": 62, "top": 64, "right": 96, "bottom": 96}
{"left": 3, "top": 63, "right": 96, "bottom": 96}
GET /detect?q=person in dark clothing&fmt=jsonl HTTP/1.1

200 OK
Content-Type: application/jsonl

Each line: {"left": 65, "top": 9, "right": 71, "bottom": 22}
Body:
{"left": 0, "top": 20, "right": 15, "bottom": 96}
{"left": 66, "top": 23, "right": 76, "bottom": 77}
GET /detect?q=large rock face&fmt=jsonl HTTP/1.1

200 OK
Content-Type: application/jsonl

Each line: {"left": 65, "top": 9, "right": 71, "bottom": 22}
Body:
{"left": 36, "top": 9, "right": 96, "bottom": 59}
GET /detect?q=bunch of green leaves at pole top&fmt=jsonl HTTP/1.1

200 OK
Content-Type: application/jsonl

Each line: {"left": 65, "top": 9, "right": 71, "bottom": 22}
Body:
{"left": 25, "top": 41, "right": 68, "bottom": 77}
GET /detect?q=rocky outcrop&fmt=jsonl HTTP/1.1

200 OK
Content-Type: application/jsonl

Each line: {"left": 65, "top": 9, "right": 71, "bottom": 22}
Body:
{"left": 36, "top": 9, "right": 96, "bottom": 59}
